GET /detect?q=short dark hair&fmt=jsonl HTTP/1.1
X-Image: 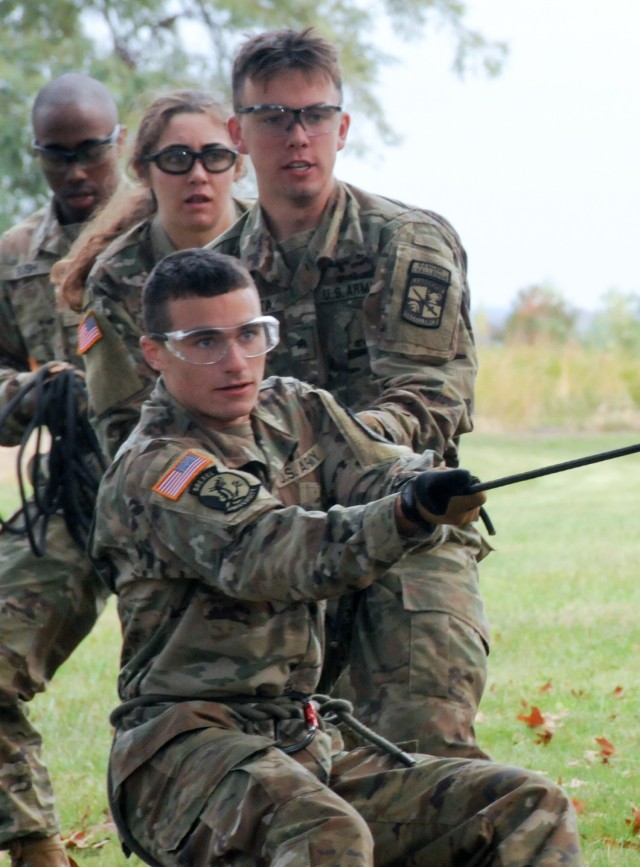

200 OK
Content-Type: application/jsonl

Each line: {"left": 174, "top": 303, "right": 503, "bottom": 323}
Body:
{"left": 142, "top": 249, "right": 255, "bottom": 334}
{"left": 232, "top": 28, "right": 342, "bottom": 109}
{"left": 32, "top": 73, "right": 118, "bottom": 129}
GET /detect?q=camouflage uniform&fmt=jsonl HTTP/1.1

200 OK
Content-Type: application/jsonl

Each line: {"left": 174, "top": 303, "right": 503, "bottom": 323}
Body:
{"left": 210, "top": 182, "right": 490, "bottom": 757}
{"left": 90, "top": 376, "right": 582, "bottom": 866}
{"left": 0, "top": 203, "right": 109, "bottom": 847}
{"left": 79, "top": 204, "right": 250, "bottom": 459}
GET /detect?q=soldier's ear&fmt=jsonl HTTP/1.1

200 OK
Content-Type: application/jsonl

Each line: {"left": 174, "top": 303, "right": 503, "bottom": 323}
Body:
{"left": 140, "top": 335, "right": 163, "bottom": 372}
{"left": 228, "top": 115, "right": 249, "bottom": 155}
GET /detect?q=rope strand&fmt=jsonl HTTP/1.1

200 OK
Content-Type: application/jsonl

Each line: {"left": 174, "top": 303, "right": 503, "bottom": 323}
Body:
{"left": 0, "top": 367, "right": 106, "bottom": 555}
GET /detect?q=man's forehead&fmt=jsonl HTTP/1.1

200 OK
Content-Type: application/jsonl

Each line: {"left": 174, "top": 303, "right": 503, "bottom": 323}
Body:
{"left": 168, "top": 288, "right": 261, "bottom": 324}
{"left": 33, "top": 100, "right": 117, "bottom": 145}
{"left": 243, "top": 70, "right": 339, "bottom": 101}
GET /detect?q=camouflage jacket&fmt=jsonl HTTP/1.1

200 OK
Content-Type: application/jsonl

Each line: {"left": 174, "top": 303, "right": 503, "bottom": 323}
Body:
{"left": 211, "top": 182, "right": 477, "bottom": 464}
{"left": 0, "top": 201, "right": 83, "bottom": 444}
{"left": 90, "top": 376, "right": 443, "bottom": 767}
{"left": 80, "top": 201, "right": 250, "bottom": 459}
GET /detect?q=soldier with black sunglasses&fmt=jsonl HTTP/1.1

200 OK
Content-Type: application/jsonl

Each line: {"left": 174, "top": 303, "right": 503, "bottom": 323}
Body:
{"left": 55, "top": 90, "right": 251, "bottom": 460}
{"left": 0, "top": 73, "right": 124, "bottom": 867}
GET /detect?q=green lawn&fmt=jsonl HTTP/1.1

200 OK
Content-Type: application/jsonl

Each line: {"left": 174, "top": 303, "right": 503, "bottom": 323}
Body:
{"left": 1, "top": 432, "right": 639, "bottom": 865}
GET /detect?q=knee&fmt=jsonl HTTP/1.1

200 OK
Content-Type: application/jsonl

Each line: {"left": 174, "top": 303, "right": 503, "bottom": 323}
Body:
{"left": 266, "top": 787, "right": 374, "bottom": 863}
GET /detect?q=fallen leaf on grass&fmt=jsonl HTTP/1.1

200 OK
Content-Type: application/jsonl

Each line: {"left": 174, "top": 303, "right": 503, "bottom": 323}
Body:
{"left": 595, "top": 736, "right": 616, "bottom": 764}
{"left": 517, "top": 706, "right": 545, "bottom": 726}
{"left": 564, "top": 778, "right": 588, "bottom": 789}
{"left": 625, "top": 805, "right": 640, "bottom": 836}
{"left": 61, "top": 807, "right": 117, "bottom": 852}
{"left": 602, "top": 837, "right": 640, "bottom": 851}
{"left": 538, "top": 680, "right": 553, "bottom": 693}
{"left": 571, "top": 798, "right": 586, "bottom": 815}
{"left": 516, "top": 704, "right": 557, "bottom": 745}
{"left": 613, "top": 685, "right": 624, "bottom": 698}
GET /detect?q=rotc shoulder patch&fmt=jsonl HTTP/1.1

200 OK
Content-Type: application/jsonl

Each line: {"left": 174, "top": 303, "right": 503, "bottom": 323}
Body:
{"left": 77, "top": 311, "right": 103, "bottom": 354}
{"left": 401, "top": 261, "right": 451, "bottom": 329}
{"left": 153, "top": 450, "right": 214, "bottom": 500}
{"left": 189, "top": 466, "right": 260, "bottom": 514}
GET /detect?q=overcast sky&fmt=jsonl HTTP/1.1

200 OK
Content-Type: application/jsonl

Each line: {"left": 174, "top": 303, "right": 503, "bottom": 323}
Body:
{"left": 336, "top": 0, "right": 640, "bottom": 314}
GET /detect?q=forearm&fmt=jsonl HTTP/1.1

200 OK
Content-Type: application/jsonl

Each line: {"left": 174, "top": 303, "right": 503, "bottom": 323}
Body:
{"left": 216, "top": 496, "right": 443, "bottom": 602}
{"left": 361, "top": 346, "right": 476, "bottom": 460}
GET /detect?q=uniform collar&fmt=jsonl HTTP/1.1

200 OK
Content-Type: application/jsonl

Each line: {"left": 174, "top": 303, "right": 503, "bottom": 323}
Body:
{"left": 33, "top": 199, "right": 82, "bottom": 255}
{"left": 239, "top": 181, "right": 365, "bottom": 278}
{"left": 149, "top": 215, "right": 178, "bottom": 261}
{"left": 142, "top": 378, "right": 298, "bottom": 475}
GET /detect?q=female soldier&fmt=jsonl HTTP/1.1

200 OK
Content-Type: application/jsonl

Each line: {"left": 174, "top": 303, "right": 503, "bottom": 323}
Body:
{"left": 56, "top": 90, "right": 250, "bottom": 456}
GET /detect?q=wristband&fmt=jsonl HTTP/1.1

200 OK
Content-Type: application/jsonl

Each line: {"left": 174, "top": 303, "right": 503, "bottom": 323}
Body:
{"left": 399, "top": 480, "right": 436, "bottom": 533}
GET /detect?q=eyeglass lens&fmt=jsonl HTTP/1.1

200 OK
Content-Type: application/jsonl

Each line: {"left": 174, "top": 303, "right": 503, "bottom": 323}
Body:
{"left": 151, "top": 147, "right": 237, "bottom": 175}
{"left": 245, "top": 106, "right": 341, "bottom": 137}
{"left": 34, "top": 128, "right": 119, "bottom": 172}
{"left": 169, "top": 322, "right": 277, "bottom": 365}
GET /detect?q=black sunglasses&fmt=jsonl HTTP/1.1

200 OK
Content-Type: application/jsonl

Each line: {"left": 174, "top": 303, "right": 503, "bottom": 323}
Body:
{"left": 32, "top": 125, "right": 121, "bottom": 172}
{"left": 145, "top": 145, "right": 239, "bottom": 175}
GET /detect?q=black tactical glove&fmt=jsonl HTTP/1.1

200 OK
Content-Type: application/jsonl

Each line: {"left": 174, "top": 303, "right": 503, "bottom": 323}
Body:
{"left": 400, "top": 468, "right": 486, "bottom": 529}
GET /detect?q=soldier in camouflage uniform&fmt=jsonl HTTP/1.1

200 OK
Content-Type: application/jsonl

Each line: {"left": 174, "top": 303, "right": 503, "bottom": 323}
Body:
{"left": 207, "top": 28, "right": 491, "bottom": 758}
{"left": 0, "top": 74, "right": 124, "bottom": 867}
{"left": 90, "top": 249, "right": 582, "bottom": 866}
{"left": 54, "top": 89, "right": 251, "bottom": 459}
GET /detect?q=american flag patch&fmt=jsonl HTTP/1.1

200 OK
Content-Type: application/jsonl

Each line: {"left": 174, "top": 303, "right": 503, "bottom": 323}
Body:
{"left": 152, "top": 450, "right": 214, "bottom": 500}
{"left": 77, "top": 311, "right": 103, "bottom": 354}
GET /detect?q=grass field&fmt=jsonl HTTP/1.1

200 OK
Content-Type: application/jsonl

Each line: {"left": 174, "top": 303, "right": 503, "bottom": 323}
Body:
{"left": 1, "top": 431, "right": 639, "bottom": 865}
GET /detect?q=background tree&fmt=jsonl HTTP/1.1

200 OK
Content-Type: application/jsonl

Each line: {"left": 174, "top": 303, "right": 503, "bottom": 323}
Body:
{"left": 0, "top": 0, "right": 506, "bottom": 232}
{"left": 583, "top": 287, "right": 640, "bottom": 356}
{"left": 499, "top": 282, "right": 578, "bottom": 346}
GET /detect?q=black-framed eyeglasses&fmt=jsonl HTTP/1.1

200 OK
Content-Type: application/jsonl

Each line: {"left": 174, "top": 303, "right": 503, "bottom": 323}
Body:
{"left": 235, "top": 104, "right": 342, "bottom": 138}
{"left": 149, "top": 315, "right": 280, "bottom": 365}
{"left": 32, "top": 125, "right": 121, "bottom": 172}
{"left": 144, "top": 145, "right": 239, "bottom": 175}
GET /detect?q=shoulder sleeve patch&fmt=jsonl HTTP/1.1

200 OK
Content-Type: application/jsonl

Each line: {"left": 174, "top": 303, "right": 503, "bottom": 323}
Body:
{"left": 152, "top": 450, "right": 214, "bottom": 500}
{"left": 188, "top": 466, "right": 260, "bottom": 513}
{"left": 77, "top": 311, "right": 104, "bottom": 354}
{"left": 402, "top": 261, "right": 451, "bottom": 329}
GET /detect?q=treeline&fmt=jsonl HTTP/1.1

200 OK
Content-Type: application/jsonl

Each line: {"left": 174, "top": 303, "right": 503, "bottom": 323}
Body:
{"left": 473, "top": 284, "right": 640, "bottom": 432}
{"left": 0, "top": 0, "right": 506, "bottom": 233}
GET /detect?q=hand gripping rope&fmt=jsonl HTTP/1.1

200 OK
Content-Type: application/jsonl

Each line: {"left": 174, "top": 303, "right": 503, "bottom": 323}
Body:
{"left": 0, "top": 367, "right": 106, "bottom": 556}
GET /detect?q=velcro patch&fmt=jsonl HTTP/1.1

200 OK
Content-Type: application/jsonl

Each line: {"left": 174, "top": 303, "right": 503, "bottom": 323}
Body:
{"left": 77, "top": 311, "right": 104, "bottom": 354}
{"left": 401, "top": 261, "right": 451, "bottom": 329}
{"left": 189, "top": 466, "right": 260, "bottom": 514}
{"left": 153, "top": 450, "right": 214, "bottom": 500}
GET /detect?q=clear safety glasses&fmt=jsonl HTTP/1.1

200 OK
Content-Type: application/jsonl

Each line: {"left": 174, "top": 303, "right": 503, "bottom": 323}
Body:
{"left": 235, "top": 103, "right": 342, "bottom": 137}
{"left": 150, "top": 315, "right": 280, "bottom": 365}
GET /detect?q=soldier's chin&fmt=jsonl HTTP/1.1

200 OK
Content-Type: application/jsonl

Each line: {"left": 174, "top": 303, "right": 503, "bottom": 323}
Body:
{"left": 64, "top": 192, "right": 98, "bottom": 219}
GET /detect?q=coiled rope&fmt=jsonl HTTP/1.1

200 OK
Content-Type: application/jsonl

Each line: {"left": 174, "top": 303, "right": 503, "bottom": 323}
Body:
{"left": 0, "top": 366, "right": 106, "bottom": 555}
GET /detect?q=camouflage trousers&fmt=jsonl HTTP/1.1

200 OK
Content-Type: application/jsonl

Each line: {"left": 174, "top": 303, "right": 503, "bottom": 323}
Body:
{"left": 327, "top": 526, "right": 491, "bottom": 758}
{"left": 0, "top": 513, "right": 109, "bottom": 848}
{"left": 111, "top": 716, "right": 582, "bottom": 866}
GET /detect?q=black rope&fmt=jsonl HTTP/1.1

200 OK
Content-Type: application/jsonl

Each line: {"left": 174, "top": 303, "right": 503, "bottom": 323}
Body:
{"left": 0, "top": 367, "right": 106, "bottom": 556}
{"left": 106, "top": 690, "right": 416, "bottom": 863}
{"left": 468, "top": 441, "right": 640, "bottom": 494}
{"left": 312, "top": 694, "right": 416, "bottom": 767}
